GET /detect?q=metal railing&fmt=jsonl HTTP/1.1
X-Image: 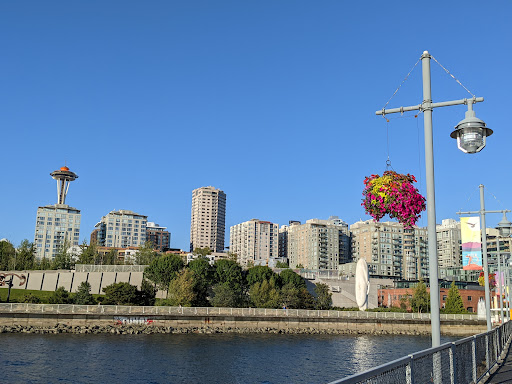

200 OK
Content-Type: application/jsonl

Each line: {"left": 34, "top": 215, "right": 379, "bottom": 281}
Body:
{"left": 328, "top": 320, "right": 512, "bottom": 384}
{"left": 0, "top": 303, "right": 480, "bottom": 320}
{"left": 74, "top": 264, "right": 148, "bottom": 272}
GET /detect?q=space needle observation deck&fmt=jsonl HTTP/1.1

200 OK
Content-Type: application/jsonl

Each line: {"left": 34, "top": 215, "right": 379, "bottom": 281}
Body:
{"left": 50, "top": 166, "right": 78, "bottom": 205}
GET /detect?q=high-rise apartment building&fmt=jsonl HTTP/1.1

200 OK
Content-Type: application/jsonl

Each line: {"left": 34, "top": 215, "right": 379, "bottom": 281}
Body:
{"left": 287, "top": 216, "right": 351, "bottom": 270}
{"left": 436, "top": 219, "right": 462, "bottom": 269}
{"left": 350, "top": 220, "right": 428, "bottom": 280}
{"left": 230, "top": 219, "right": 279, "bottom": 266}
{"left": 190, "top": 186, "right": 226, "bottom": 252}
{"left": 94, "top": 210, "right": 147, "bottom": 248}
{"left": 146, "top": 222, "right": 171, "bottom": 252}
{"left": 34, "top": 166, "right": 81, "bottom": 259}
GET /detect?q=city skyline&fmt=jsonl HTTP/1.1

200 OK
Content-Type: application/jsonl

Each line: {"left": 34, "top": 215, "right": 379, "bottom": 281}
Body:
{"left": 1, "top": 2, "right": 511, "bottom": 250}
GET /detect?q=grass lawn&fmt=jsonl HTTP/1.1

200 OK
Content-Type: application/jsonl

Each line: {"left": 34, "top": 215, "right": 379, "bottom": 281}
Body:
{"left": 0, "top": 288, "right": 104, "bottom": 304}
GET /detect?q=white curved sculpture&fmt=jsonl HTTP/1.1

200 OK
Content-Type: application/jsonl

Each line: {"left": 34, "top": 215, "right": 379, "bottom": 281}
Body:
{"left": 355, "top": 258, "right": 370, "bottom": 311}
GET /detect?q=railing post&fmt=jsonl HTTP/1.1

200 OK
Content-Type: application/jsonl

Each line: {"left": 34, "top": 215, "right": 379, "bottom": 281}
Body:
{"left": 485, "top": 334, "right": 490, "bottom": 372}
{"left": 449, "top": 342, "right": 457, "bottom": 384}
{"left": 406, "top": 355, "right": 414, "bottom": 384}
{"left": 474, "top": 336, "right": 479, "bottom": 383}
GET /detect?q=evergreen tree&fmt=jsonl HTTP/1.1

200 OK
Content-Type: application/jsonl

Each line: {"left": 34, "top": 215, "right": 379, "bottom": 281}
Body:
{"left": 211, "top": 282, "right": 238, "bottom": 308}
{"left": 102, "top": 282, "right": 139, "bottom": 305}
{"left": 135, "top": 241, "right": 159, "bottom": 265}
{"left": 78, "top": 241, "right": 97, "bottom": 264}
{"left": 0, "top": 240, "right": 15, "bottom": 270}
{"left": 52, "top": 240, "right": 73, "bottom": 270}
{"left": 444, "top": 281, "right": 466, "bottom": 313}
{"left": 249, "top": 278, "right": 280, "bottom": 308}
{"left": 74, "top": 281, "right": 96, "bottom": 305}
{"left": 137, "top": 279, "right": 156, "bottom": 306}
{"left": 410, "top": 279, "right": 430, "bottom": 313}
{"left": 49, "top": 287, "right": 73, "bottom": 304}
{"left": 314, "top": 283, "right": 332, "bottom": 310}
{"left": 15, "top": 240, "right": 35, "bottom": 270}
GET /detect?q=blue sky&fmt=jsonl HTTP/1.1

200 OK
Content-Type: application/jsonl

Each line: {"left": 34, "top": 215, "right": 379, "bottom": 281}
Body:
{"left": 1, "top": 1, "right": 511, "bottom": 250}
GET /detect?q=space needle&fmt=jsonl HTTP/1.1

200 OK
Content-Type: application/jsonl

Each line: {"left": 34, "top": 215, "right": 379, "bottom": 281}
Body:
{"left": 50, "top": 166, "right": 78, "bottom": 205}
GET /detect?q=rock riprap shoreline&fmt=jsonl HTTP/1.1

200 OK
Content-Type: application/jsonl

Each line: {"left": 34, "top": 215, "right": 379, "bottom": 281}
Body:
{"left": 0, "top": 324, "right": 430, "bottom": 336}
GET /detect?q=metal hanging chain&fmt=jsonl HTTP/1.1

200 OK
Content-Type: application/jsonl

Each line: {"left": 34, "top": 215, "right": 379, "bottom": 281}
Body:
{"left": 430, "top": 55, "right": 476, "bottom": 98}
{"left": 381, "top": 56, "right": 422, "bottom": 115}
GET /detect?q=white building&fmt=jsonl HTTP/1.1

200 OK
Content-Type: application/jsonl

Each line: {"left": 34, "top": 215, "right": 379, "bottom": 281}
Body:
{"left": 190, "top": 186, "right": 226, "bottom": 252}
{"left": 436, "top": 219, "right": 462, "bottom": 269}
{"left": 94, "top": 210, "right": 147, "bottom": 248}
{"left": 230, "top": 219, "right": 279, "bottom": 267}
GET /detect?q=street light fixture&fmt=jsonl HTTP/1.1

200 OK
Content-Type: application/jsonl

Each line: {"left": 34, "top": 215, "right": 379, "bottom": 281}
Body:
{"left": 450, "top": 99, "right": 493, "bottom": 154}
{"left": 376, "top": 51, "right": 490, "bottom": 348}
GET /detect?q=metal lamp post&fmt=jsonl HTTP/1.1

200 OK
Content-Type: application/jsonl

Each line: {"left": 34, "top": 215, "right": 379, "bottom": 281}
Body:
{"left": 376, "top": 51, "right": 491, "bottom": 347}
{"left": 497, "top": 212, "right": 512, "bottom": 322}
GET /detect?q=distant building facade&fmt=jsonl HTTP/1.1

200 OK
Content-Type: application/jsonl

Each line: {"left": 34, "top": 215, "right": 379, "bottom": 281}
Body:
{"left": 94, "top": 210, "right": 147, "bottom": 248}
{"left": 146, "top": 222, "right": 171, "bottom": 251}
{"left": 287, "top": 216, "right": 351, "bottom": 270}
{"left": 230, "top": 219, "right": 279, "bottom": 267}
{"left": 436, "top": 219, "right": 462, "bottom": 269}
{"left": 34, "top": 205, "right": 81, "bottom": 259}
{"left": 190, "top": 186, "right": 226, "bottom": 252}
{"left": 350, "top": 220, "right": 428, "bottom": 280}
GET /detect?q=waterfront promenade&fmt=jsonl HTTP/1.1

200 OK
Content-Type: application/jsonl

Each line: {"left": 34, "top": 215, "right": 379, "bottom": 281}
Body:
{"left": 487, "top": 340, "right": 512, "bottom": 383}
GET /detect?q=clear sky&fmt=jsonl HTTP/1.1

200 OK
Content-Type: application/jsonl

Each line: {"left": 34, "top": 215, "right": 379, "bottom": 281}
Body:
{"left": 1, "top": 1, "right": 511, "bottom": 250}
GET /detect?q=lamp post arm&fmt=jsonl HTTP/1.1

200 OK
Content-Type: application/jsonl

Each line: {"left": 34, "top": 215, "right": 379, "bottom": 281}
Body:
{"left": 457, "top": 209, "right": 511, "bottom": 216}
{"left": 375, "top": 97, "right": 484, "bottom": 116}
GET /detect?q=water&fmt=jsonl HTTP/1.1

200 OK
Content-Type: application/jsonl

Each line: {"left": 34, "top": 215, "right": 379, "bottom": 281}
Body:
{"left": 0, "top": 333, "right": 459, "bottom": 383}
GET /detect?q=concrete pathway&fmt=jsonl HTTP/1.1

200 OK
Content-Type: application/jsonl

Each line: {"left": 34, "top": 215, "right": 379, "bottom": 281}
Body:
{"left": 487, "top": 344, "right": 512, "bottom": 383}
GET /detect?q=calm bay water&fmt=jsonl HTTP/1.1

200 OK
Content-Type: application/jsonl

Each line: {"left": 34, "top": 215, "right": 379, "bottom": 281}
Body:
{"left": 1, "top": 333, "right": 459, "bottom": 384}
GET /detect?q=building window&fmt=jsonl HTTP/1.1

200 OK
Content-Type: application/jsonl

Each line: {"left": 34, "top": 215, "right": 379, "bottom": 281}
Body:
{"left": 467, "top": 296, "right": 472, "bottom": 301}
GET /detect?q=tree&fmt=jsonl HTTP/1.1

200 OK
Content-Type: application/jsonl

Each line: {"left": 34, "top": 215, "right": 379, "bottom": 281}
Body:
{"left": 246, "top": 265, "right": 277, "bottom": 287}
{"left": 211, "top": 282, "right": 239, "bottom": 307}
{"left": 275, "top": 260, "right": 289, "bottom": 269}
{"left": 137, "top": 279, "right": 157, "bottom": 306}
{"left": 280, "top": 283, "right": 301, "bottom": 309}
{"left": 214, "top": 260, "right": 245, "bottom": 306}
{"left": 144, "top": 254, "right": 184, "bottom": 291}
{"left": 49, "top": 287, "right": 73, "bottom": 304}
{"left": 296, "top": 263, "right": 304, "bottom": 269}
{"left": 166, "top": 269, "right": 197, "bottom": 307}
{"left": 279, "top": 269, "right": 306, "bottom": 289}
{"left": 410, "top": 279, "right": 430, "bottom": 313}
{"left": 22, "top": 293, "right": 41, "bottom": 304}
{"left": 74, "top": 282, "right": 96, "bottom": 305}
{"left": 188, "top": 257, "right": 214, "bottom": 306}
{"left": 249, "top": 279, "right": 281, "bottom": 308}
{"left": 314, "top": 283, "right": 332, "bottom": 310}
{"left": 298, "top": 287, "right": 316, "bottom": 309}
{"left": 52, "top": 240, "right": 73, "bottom": 270}
{"left": 102, "top": 282, "right": 139, "bottom": 305}
{"left": 0, "top": 240, "right": 15, "bottom": 270}
{"left": 444, "top": 281, "right": 466, "bottom": 314}
{"left": 193, "top": 247, "right": 212, "bottom": 258}
{"left": 37, "top": 257, "right": 52, "bottom": 270}
{"left": 15, "top": 240, "right": 35, "bottom": 270}
{"left": 78, "top": 241, "right": 97, "bottom": 264}
{"left": 135, "top": 241, "right": 160, "bottom": 265}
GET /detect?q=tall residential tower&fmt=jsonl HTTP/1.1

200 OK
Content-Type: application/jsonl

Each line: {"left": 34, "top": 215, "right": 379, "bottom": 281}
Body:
{"left": 190, "top": 186, "right": 226, "bottom": 252}
{"left": 34, "top": 166, "right": 81, "bottom": 259}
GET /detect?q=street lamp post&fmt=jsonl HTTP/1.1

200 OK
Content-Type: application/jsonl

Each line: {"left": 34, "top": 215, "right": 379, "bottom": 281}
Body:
{"left": 497, "top": 212, "right": 512, "bottom": 322}
{"left": 376, "top": 51, "right": 491, "bottom": 347}
{"left": 457, "top": 193, "right": 510, "bottom": 331}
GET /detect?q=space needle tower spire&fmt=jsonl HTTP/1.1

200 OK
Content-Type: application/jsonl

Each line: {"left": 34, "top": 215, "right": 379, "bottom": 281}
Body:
{"left": 50, "top": 166, "right": 78, "bottom": 205}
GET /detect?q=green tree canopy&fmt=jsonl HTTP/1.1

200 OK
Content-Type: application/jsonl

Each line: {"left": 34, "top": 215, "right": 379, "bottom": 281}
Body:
{"left": 314, "top": 283, "right": 332, "bottom": 310}
{"left": 213, "top": 259, "right": 245, "bottom": 306}
{"left": 165, "top": 268, "right": 197, "bottom": 307}
{"left": 74, "top": 281, "right": 96, "bottom": 305}
{"left": 15, "top": 240, "right": 35, "bottom": 270}
{"left": 102, "top": 282, "right": 139, "bottom": 305}
{"left": 280, "top": 283, "right": 301, "bottom": 309}
{"left": 279, "top": 269, "right": 306, "bottom": 289}
{"left": 144, "top": 254, "right": 185, "bottom": 291}
{"left": 78, "top": 241, "right": 97, "bottom": 264}
{"left": 0, "top": 240, "right": 15, "bottom": 270}
{"left": 49, "top": 286, "right": 73, "bottom": 304}
{"left": 138, "top": 279, "right": 157, "bottom": 306}
{"left": 410, "top": 279, "right": 430, "bottom": 313}
{"left": 246, "top": 265, "right": 277, "bottom": 287}
{"left": 52, "top": 240, "right": 74, "bottom": 270}
{"left": 193, "top": 247, "right": 212, "bottom": 257}
{"left": 188, "top": 257, "right": 214, "bottom": 306}
{"left": 444, "top": 281, "right": 466, "bottom": 314}
{"left": 249, "top": 279, "right": 281, "bottom": 308}
{"left": 275, "top": 260, "right": 289, "bottom": 269}
{"left": 211, "top": 282, "right": 239, "bottom": 308}
{"left": 135, "top": 241, "right": 160, "bottom": 265}
{"left": 298, "top": 287, "right": 316, "bottom": 309}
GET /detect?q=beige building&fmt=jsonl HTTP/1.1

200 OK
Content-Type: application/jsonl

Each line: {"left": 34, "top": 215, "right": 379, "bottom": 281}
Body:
{"left": 230, "top": 219, "right": 279, "bottom": 267}
{"left": 436, "top": 219, "right": 462, "bottom": 269}
{"left": 350, "top": 220, "right": 428, "bottom": 280}
{"left": 190, "top": 186, "right": 226, "bottom": 252}
{"left": 94, "top": 210, "right": 147, "bottom": 248}
{"left": 287, "top": 216, "right": 351, "bottom": 270}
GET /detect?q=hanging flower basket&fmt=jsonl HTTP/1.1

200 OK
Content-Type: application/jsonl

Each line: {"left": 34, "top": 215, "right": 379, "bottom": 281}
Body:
{"left": 362, "top": 170, "right": 426, "bottom": 228}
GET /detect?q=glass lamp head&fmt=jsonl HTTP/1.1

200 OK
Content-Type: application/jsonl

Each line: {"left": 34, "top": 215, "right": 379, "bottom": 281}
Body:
{"left": 450, "top": 107, "right": 492, "bottom": 154}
